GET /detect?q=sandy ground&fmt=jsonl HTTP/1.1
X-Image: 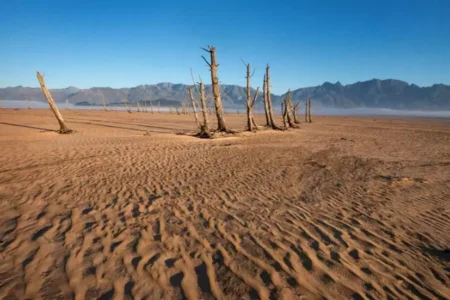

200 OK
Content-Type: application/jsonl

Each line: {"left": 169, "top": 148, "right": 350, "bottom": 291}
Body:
{"left": 0, "top": 108, "right": 449, "bottom": 300}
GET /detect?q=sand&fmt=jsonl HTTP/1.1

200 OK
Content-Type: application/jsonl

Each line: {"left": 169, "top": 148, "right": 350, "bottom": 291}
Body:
{"left": 0, "top": 108, "right": 449, "bottom": 300}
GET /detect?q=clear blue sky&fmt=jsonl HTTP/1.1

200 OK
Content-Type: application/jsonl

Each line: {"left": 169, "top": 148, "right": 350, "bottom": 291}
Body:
{"left": 1, "top": 0, "right": 449, "bottom": 94}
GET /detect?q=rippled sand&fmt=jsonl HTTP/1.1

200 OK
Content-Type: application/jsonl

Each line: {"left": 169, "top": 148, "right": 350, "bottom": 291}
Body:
{"left": 0, "top": 109, "right": 449, "bottom": 299}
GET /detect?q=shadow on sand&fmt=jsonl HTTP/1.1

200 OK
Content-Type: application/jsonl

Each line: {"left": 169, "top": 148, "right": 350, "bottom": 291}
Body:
{"left": 66, "top": 118, "right": 184, "bottom": 134}
{"left": 0, "top": 122, "right": 55, "bottom": 132}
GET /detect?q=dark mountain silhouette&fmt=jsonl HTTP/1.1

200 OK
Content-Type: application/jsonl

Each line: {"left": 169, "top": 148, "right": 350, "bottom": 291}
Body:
{"left": 1, "top": 79, "right": 449, "bottom": 109}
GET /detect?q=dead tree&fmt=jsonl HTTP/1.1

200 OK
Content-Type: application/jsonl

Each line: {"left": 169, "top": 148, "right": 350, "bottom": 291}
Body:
{"left": 198, "top": 82, "right": 211, "bottom": 137}
{"left": 202, "top": 46, "right": 227, "bottom": 132}
{"left": 284, "top": 90, "right": 298, "bottom": 128}
{"left": 157, "top": 101, "right": 160, "bottom": 113}
{"left": 149, "top": 100, "right": 154, "bottom": 113}
{"left": 36, "top": 71, "right": 72, "bottom": 134}
{"left": 123, "top": 97, "right": 131, "bottom": 113}
{"left": 262, "top": 74, "right": 271, "bottom": 126}
{"left": 265, "top": 65, "right": 281, "bottom": 130}
{"left": 293, "top": 100, "right": 301, "bottom": 124}
{"left": 281, "top": 102, "right": 287, "bottom": 128}
{"left": 101, "top": 94, "right": 107, "bottom": 111}
{"left": 65, "top": 99, "right": 69, "bottom": 110}
{"left": 242, "top": 61, "right": 259, "bottom": 131}
{"left": 308, "top": 98, "right": 312, "bottom": 123}
{"left": 246, "top": 87, "right": 259, "bottom": 131}
{"left": 188, "top": 87, "right": 201, "bottom": 128}
{"left": 136, "top": 101, "right": 141, "bottom": 112}
{"left": 305, "top": 99, "right": 308, "bottom": 122}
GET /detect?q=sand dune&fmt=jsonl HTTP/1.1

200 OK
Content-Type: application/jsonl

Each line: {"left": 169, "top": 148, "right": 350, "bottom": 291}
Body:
{"left": 0, "top": 109, "right": 449, "bottom": 299}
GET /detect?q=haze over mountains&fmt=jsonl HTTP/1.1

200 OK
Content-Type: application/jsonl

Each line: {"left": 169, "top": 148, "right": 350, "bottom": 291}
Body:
{"left": 1, "top": 79, "right": 449, "bottom": 110}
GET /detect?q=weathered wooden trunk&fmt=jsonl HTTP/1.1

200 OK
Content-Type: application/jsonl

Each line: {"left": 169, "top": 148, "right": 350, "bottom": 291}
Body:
{"left": 203, "top": 46, "right": 227, "bottom": 132}
{"left": 188, "top": 88, "right": 201, "bottom": 128}
{"left": 36, "top": 72, "right": 72, "bottom": 134}
{"left": 265, "top": 65, "right": 281, "bottom": 130}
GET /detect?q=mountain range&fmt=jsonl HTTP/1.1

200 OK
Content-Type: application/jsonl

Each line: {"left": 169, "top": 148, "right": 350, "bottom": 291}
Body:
{"left": 1, "top": 79, "right": 449, "bottom": 110}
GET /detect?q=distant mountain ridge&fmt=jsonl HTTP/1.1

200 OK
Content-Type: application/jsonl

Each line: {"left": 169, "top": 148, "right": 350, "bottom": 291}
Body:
{"left": 1, "top": 79, "right": 449, "bottom": 110}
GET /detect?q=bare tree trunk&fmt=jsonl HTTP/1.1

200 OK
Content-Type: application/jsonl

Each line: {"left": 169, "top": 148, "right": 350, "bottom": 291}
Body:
{"left": 176, "top": 107, "right": 180, "bottom": 115}
{"left": 36, "top": 72, "right": 72, "bottom": 134}
{"left": 281, "top": 101, "right": 283, "bottom": 120}
{"left": 265, "top": 65, "right": 281, "bottom": 130}
{"left": 293, "top": 100, "right": 301, "bottom": 124}
{"left": 246, "top": 67, "right": 252, "bottom": 131}
{"left": 202, "top": 46, "right": 227, "bottom": 132}
{"left": 122, "top": 96, "right": 131, "bottom": 113}
{"left": 308, "top": 98, "right": 312, "bottom": 123}
{"left": 148, "top": 100, "right": 154, "bottom": 114}
{"left": 241, "top": 61, "right": 259, "bottom": 131}
{"left": 188, "top": 87, "right": 201, "bottom": 129}
{"left": 263, "top": 74, "right": 271, "bottom": 127}
{"left": 305, "top": 99, "right": 308, "bottom": 122}
{"left": 66, "top": 99, "right": 69, "bottom": 110}
{"left": 101, "top": 94, "right": 107, "bottom": 111}
{"left": 137, "top": 101, "right": 141, "bottom": 112}
{"left": 157, "top": 101, "right": 160, "bottom": 113}
{"left": 247, "top": 87, "right": 259, "bottom": 131}
{"left": 282, "top": 102, "right": 287, "bottom": 128}
{"left": 199, "top": 82, "right": 211, "bottom": 138}
{"left": 285, "top": 90, "right": 298, "bottom": 128}
{"left": 143, "top": 100, "right": 147, "bottom": 112}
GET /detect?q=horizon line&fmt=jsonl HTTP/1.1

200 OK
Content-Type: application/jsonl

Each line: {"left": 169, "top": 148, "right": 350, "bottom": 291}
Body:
{"left": 1, "top": 77, "right": 448, "bottom": 94}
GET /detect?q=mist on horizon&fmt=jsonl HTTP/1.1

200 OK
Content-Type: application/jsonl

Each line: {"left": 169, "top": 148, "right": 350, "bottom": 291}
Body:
{"left": 2, "top": 100, "right": 449, "bottom": 119}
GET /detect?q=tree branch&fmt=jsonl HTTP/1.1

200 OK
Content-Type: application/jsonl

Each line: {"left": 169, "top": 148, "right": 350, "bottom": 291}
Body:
{"left": 200, "top": 47, "right": 211, "bottom": 53}
{"left": 201, "top": 56, "right": 211, "bottom": 67}
{"left": 251, "top": 87, "right": 260, "bottom": 108}
{"left": 190, "top": 68, "right": 200, "bottom": 94}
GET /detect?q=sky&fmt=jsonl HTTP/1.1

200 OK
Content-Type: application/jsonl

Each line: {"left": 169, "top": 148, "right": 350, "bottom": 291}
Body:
{"left": 1, "top": 0, "right": 450, "bottom": 94}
